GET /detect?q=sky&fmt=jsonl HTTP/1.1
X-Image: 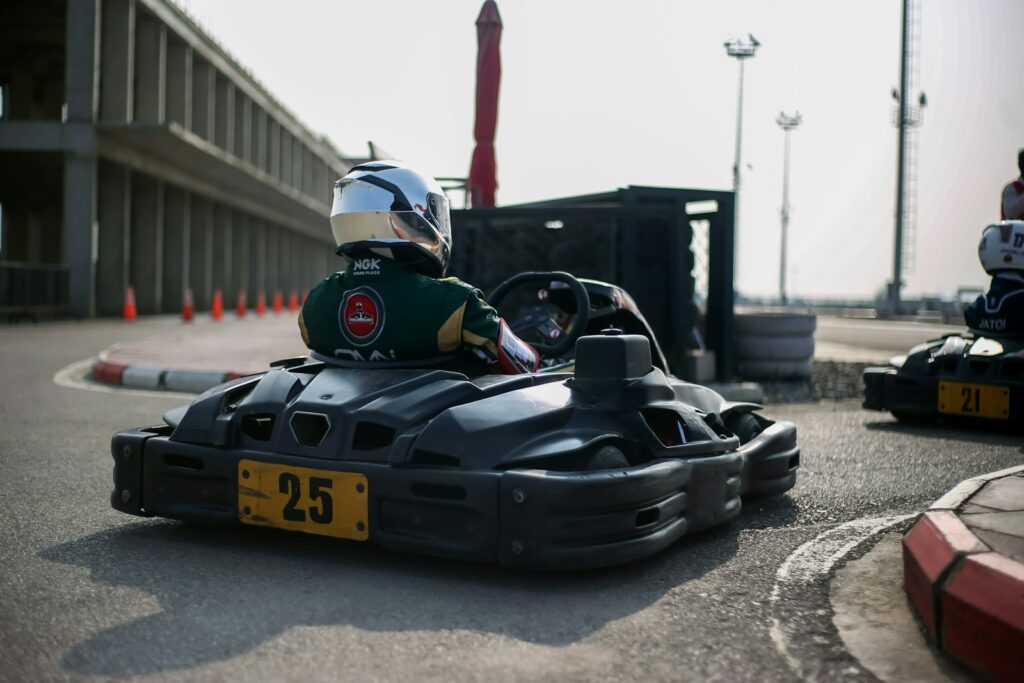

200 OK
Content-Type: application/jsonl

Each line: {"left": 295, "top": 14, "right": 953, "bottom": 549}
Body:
{"left": 178, "top": 0, "right": 1023, "bottom": 300}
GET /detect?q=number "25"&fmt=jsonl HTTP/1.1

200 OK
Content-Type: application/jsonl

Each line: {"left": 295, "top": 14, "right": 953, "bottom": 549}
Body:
{"left": 278, "top": 473, "right": 333, "bottom": 524}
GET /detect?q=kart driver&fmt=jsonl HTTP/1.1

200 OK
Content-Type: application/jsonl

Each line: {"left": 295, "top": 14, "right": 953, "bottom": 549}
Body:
{"left": 298, "top": 161, "right": 540, "bottom": 373}
{"left": 964, "top": 220, "right": 1024, "bottom": 337}
{"left": 1000, "top": 148, "right": 1024, "bottom": 220}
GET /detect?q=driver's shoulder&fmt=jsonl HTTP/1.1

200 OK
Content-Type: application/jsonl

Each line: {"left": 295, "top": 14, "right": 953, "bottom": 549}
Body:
{"left": 427, "top": 275, "right": 485, "bottom": 301}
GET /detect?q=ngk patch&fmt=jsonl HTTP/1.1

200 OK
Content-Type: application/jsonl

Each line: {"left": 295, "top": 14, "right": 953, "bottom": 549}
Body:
{"left": 338, "top": 287, "right": 385, "bottom": 346}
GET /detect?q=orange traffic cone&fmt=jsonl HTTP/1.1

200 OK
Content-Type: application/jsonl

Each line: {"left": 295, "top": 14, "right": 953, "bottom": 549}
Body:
{"left": 236, "top": 290, "right": 248, "bottom": 318}
{"left": 272, "top": 290, "right": 283, "bottom": 314}
{"left": 123, "top": 286, "right": 137, "bottom": 321}
{"left": 256, "top": 290, "right": 267, "bottom": 317}
{"left": 287, "top": 290, "right": 299, "bottom": 312}
{"left": 181, "top": 288, "right": 195, "bottom": 323}
{"left": 211, "top": 289, "right": 224, "bottom": 321}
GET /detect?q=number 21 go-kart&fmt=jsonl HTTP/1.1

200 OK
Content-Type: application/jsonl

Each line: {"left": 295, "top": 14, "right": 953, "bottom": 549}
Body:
{"left": 863, "top": 333, "right": 1023, "bottom": 427}
{"left": 110, "top": 272, "right": 800, "bottom": 570}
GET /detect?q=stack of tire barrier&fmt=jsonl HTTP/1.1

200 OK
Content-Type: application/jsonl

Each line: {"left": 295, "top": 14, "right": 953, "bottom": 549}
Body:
{"left": 735, "top": 310, "right": 817, "bottom": 380}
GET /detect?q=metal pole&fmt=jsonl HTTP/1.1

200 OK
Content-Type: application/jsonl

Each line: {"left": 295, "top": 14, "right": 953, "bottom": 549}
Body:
{"left": 891, "top": 0, "right": 910, "bottom": 313}
{"left": 776, "top": 111, "right": 801, "bottom": 306}
{"left": 733, "top": 58, "right": 745, "bottom": 201}
{"left": 780, "top": 127, "right": 791, "bottom": 304}
{"left": 724, "top": 35, "right": 759, "bottom": 244}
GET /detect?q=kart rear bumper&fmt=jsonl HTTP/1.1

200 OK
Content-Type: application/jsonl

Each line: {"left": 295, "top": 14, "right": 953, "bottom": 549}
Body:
{"left": 863, "top": 367, "right": 937, "bottom": 417}
{"left": 863, "top": 366, "right": 1024, "bottom": 424}
{"left": 111, "top": 423, "right": 798, "bottom": 570}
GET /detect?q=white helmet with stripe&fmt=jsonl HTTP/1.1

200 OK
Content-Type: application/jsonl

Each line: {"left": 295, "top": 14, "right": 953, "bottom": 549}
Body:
{"left": 330, "top": 161, "right": 452, "bottom": 277}
{"left": 979, "top": 220, "right": 1024, "bottom": 275}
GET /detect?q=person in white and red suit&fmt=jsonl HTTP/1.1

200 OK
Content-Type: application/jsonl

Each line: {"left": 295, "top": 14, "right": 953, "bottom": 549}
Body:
{"left": 1001, "top": 148, "right": 1024, "bottom": 220}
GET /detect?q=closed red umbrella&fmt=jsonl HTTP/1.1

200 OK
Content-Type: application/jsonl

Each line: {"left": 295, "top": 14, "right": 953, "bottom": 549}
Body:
{"left": 467, "top": 0, "right": 502, "bottom": 208}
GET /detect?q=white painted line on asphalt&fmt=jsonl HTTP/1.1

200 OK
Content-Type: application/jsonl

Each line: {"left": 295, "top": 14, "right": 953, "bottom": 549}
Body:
{"left": 769, "top": 513, "right": 916, "bottom": 682}
{"left": 53, "top": 358, "right": 197, "bottom": 400}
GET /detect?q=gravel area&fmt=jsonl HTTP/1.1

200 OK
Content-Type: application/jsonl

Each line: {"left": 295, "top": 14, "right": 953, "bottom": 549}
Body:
{"left": 760, "top": 360, "right": 885, "bottom": 404}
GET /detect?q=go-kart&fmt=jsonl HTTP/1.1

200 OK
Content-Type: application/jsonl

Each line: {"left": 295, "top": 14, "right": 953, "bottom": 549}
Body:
{"left": 863, "top": 333, "right": 1024, "bottom": 427}
{"left": 110, "top": 272, "right": 800, "bottom": 570}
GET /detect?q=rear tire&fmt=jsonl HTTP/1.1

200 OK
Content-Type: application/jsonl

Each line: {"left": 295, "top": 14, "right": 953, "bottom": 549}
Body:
{"left": 583, "top": 445, "right": 630, "bottom": 470}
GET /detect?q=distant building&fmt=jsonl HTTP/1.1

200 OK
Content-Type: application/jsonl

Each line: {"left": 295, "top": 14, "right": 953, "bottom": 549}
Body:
{"left": 0, "top": 0, "right": 375, "bottom": 317}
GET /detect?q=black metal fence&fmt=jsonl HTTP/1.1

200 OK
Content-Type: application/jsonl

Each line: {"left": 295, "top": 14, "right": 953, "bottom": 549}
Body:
{"left": 451, "top": 186, "right": 736, "bottom": 379}
{"left": 0, "top": 261, "right": 70, "bottom": 319}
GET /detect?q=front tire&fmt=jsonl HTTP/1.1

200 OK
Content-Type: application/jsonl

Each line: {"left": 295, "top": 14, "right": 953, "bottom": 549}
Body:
{"left": 583, "top": 445, "right": 630, "bottom": 470}
{"left": 725, "top": 412, "right": 764, "bottom": 445}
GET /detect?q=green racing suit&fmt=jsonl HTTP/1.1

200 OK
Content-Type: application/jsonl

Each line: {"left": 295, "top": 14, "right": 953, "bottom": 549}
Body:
{"left": 299, "top": 253, "right": 540, "bottom": 373}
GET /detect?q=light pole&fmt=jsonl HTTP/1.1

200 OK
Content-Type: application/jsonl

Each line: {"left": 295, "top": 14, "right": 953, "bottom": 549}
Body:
{"left": 776, "top": 111, "right": 801, "bottom": 305}
{"left": 724, "top": 34, "right": 761, "bottom": 235}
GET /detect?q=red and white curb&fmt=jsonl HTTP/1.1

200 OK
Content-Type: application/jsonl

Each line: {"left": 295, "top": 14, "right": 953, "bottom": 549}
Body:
{"left": 91, "top": 352, "right": 251, "bottom": 394}
{"left": 903, "top": 465, "right": 1024, "bottom": 683}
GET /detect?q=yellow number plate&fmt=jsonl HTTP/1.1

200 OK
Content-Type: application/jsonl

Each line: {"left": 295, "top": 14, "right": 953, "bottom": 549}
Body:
{"left": 238, "top": 460, "right": 369, "bottom": 540}
{"left": 937, "top": 381, "right": 1010, "bottom": 420}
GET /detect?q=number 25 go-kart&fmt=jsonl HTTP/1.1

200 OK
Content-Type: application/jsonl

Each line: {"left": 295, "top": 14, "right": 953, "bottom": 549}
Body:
{"left": 110, "top": 272, "right": 800, "bottom": 570}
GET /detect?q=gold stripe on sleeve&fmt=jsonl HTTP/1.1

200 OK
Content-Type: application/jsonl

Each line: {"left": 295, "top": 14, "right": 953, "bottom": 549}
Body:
{"left": 437, "top": 302, "right": 467, "bottom": 353}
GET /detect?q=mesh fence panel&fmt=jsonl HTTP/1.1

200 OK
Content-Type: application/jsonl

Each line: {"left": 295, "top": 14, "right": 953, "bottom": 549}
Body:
{"left": 450, "top": 209, "right": 696, "bottom": 354}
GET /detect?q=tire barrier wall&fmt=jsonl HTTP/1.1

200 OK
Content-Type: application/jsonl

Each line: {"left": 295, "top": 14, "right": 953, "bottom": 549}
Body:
{"left": 734, "top": 311, "right": 817, "bottom": 380}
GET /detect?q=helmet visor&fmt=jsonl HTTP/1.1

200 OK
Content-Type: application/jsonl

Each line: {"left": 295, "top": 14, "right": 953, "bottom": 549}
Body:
{"left": 330, "top": 211, "right": 443, "bottom": 254}
{"left": 331, "top": 179, "right": 447, "bottom": 253}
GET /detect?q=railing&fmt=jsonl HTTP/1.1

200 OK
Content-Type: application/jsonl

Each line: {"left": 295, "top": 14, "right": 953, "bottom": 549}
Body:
{"left": 0, "top": 261, "right": 70, "bottom": 318}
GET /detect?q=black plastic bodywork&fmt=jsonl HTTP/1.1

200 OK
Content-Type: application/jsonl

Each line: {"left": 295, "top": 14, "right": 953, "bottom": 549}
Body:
{"left": 111, "top": 332, "right": 798, "bottom": 570}
{"left": 863, "top": 334, "right": 1024, "bottom": 427}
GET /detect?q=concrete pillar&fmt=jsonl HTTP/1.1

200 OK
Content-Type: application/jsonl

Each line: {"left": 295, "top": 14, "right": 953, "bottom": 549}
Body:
{"left": 265, "top": 225, "right": 279, "bottom": 293}
{"left": 66, "top": 0, "right": 100, "bottom": 122}
{"left": 189, "top": 195, "right": 212, "bottom": 309}
{"left": 63, "top": 0, "right": 101, "bottom": 316}
{"left": 215, "top": 75, "right": 232, "bottom": 151}
{"left": 248, "top": 218, "right": 265, "bottom": 297}
{"left": 165, "top": 38, "right": 191, "bottom": 128}
{"left": 96, "top": 163, "right": 131, "bottom": 316}
{"left": 100, "top": 0, "right": 135, "bottom": 122}
{"left": 191, "top": 56, "right": 214, "bottom": 141}
{"left": 268, "top": 120, "right": 281, "bottom": 181}
{"left": 211, "top": 203, "right": 231, "bottom": 294}
{"left": 129, "top": 176, "right": 163, "bottom": 315}
{"left": 291, "top": 235, "right": 305, "bottom": 293}
{"left": 161, "top": 186, "right": 188, "bottom": 314}
{"left": 281, "top": 131, "right": 293, "bottom": 187}
{"left": 231, "top": 211, "right": 249, "bottom": 303}
{"left": 234, "top": 91, "right": 249, "bottom": 162}
{"left": 256, "top": 108, "right": 268, "bottom": 174}
{"left": 278, "top": 229, "right": 292, "bottom": 293}
{"left": 292, "top": 138, "right": 303, "bottom": 191}
{"left": 133, "top": 12, "right": 165, "bottom": 124}
{"left": 298, "top": 147, "right": 307, "bottom": 196}
{"left": 249, "top": 104, "right": 260, "bottom": 167}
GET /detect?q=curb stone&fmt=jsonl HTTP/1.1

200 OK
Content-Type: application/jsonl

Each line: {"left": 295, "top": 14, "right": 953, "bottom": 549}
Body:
{"left": 902, "top": 466, "right": 1024, "bottom": 682}
{"left": 91, "top": 352, "right": 233, "bottom": 393}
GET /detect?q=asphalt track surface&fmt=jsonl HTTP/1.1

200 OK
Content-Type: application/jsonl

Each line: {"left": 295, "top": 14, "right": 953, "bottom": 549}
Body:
{"left": 2, "top": 320, "right": 1021, "bottom": 682}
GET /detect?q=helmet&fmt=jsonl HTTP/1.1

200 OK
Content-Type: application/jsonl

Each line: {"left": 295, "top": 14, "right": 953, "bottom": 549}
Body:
{"left": 330, "top": 161, "right": 452, "bottom": 277}
{"left": 979, "top": 220, "right": 1024, "bottom": 275}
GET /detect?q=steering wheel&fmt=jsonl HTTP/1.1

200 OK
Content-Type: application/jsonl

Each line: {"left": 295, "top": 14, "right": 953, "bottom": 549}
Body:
{"left": 488, "top": 271, "right": 591, "bottom": 357}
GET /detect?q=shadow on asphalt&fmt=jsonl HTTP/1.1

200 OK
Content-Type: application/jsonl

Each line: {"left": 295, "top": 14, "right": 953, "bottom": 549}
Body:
{"left": 863, "top": 419, "right": 1024, "bottom": 446}
{"left": 38, "top": 496, "right": 796, "bottom": 677}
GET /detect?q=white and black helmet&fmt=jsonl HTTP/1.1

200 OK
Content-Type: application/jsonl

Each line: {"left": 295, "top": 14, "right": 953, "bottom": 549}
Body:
{"left": 330, "top": 161, "right": 452, "bottom": 277}
{"left": 979, "top": 220, "right": 1024, "bottom": 275}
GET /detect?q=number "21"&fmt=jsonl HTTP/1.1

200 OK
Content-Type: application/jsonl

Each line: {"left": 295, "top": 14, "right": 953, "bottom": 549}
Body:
{"left": 279, "top": 473, "right": 333, "bottom": 524}
{"left": 960, "top": 386, "right": 981, "bottom": 413}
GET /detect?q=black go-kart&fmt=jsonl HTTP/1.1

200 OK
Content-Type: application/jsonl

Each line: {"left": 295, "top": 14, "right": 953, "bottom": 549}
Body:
{"left": 863, "top": 333, "right": 1023, "bottom": 427}
{"left": 110, "top": 272, "right": 800, "bottom": 570}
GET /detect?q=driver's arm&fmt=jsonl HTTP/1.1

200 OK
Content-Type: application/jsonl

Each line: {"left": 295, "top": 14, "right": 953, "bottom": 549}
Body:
{"left": 456, "top": 289, "right": 540, "bottom": 373}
